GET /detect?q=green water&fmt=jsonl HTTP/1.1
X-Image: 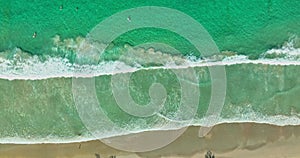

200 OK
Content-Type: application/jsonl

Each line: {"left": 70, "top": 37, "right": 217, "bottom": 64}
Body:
{"left": 1, "top": 0, "right": 300, "bottom": 142}
{"left": 0, "top": 64, "right": 300, "bottom": 140}
{"left": 1, "top": 0, "right": 300, "bottom": 59}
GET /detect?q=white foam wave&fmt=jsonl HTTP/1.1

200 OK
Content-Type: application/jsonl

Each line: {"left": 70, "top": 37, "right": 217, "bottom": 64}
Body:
{"left": 0, "top": 135, "right": 96, "bottom": 144}
{"left": 1, "top": 98, "right": 300, "bottom": 144}
{"left": 1, "top": 114, "right": 300, "bottom": 144}
{"left": 2, "top": 37, "right": 300, "bottom": 144}
{"left": 194, "top": 114, "right": 300, "bottom": 127}
{"left": 1, "top": 47, "right": 300, "bottom": 80}
{"left": 1, "top": 35, "right": 300, "bottom": 80}
{"left": 262, "top": 38, "right": 300, "bottom": 59}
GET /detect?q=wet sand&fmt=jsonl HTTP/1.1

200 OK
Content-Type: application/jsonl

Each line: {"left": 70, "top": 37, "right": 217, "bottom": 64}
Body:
{"left": 1, "top": 123, "right": 300, "bottom": 158}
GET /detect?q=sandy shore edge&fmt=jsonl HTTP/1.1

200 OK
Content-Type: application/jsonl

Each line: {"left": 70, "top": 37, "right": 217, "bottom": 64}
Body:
{"left": 1, "top": 122, "right": 300, "bottom": 158}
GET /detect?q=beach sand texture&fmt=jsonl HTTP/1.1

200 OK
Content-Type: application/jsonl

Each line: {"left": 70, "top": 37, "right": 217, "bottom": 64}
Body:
{"left": 1, "top": 123, "right": 300, "bottom": 158}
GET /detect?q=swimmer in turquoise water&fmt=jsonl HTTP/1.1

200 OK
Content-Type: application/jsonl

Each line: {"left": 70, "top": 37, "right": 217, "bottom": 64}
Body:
{"left": 32, "top": 32, "right": 37, "bottom": 38}
{"left": 127, "top": 16, "right": 131, "bottom": 22}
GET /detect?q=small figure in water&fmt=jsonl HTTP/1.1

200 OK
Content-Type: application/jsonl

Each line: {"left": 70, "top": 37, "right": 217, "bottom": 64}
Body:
{"left": 32, "top": 32, "right": 37, "bottom": 38}
{"left": 76, "top": 7, "right": 79, "bottom": 11}
{"left": 60, "top": 5, "right": 63, "bottom": 10}
{"left": 205, "top": 150, "right": 215, "bottom": 158}
{"left": 127, "top": 16, "right": 131, "bottom": 22}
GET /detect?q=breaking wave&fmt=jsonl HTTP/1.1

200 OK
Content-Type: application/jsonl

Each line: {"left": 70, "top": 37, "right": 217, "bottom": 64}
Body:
{"left": 1, "top": 37, "right": 300, "bottom": 80}
{"left": 1, "top": 36, "right": 300, "bottom": 144}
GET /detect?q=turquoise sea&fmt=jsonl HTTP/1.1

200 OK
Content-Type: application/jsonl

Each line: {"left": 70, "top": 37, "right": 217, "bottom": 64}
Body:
{"left": 0, "top": 0, "right": 300, "bottom": 143}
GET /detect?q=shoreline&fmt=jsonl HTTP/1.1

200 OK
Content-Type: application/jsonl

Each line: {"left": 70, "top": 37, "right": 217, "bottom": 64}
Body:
{"left": 1, "top": 122, "right": 300, "bottom": 158}
{"left": 1, "top": 120, "right": 300, "bottom": 145}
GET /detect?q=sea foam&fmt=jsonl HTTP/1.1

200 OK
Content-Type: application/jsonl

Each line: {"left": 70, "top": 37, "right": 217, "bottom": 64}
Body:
{"left": 1, "top": 38, "right": 300, "bottom": 144}
{"left": 1, "top": 114, "right": 300, "bottom": 144}
{"left": 1, "top": 44, "right": 300, "bottom": 80}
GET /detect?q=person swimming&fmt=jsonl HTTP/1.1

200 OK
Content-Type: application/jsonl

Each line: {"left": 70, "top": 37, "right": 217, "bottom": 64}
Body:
{"left": 127, "top": 16, "right": 131, "bottom": 22}
{"left": 32, "top": 32, "right": 37, "bottom": 38}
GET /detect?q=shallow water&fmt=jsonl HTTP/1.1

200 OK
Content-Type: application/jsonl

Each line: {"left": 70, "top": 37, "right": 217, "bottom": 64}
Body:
{"left": 0, "top": 63, "right": 300, "bottom": 143}
{"left": 1, "top": 0, "right": 300, "bottom": 144}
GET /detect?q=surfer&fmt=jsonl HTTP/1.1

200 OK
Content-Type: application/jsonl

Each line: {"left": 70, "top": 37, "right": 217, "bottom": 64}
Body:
{"left": 127, "top": 16, "right": 131, "bottom": 22}
{"left": 32, "top": 32, "right": 37, "bottom": 38}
